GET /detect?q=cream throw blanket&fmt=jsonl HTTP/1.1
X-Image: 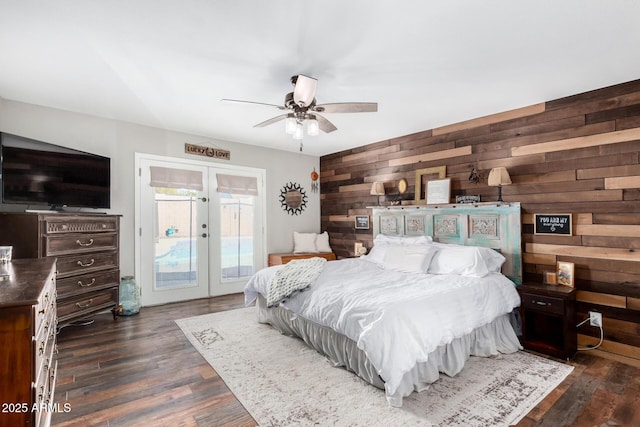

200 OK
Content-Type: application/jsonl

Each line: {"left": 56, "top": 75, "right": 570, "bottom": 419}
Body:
{"left": 266, "top": 257, "right": 327, "bottom": 307}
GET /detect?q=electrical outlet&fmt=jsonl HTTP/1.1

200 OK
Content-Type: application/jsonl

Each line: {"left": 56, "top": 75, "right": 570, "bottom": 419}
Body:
{"left": 589, "top": 311, "right": 602, "bottom": 327}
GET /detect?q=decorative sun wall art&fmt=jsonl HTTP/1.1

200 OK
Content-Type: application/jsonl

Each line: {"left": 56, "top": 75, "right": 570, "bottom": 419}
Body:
{"left": 279, "top": 182, "right": 308, "bottom": 215}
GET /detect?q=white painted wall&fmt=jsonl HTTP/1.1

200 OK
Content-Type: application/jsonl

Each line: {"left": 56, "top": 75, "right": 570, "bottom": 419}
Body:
{"left": 0, "top": 98, "right": 321, "bottom": 276}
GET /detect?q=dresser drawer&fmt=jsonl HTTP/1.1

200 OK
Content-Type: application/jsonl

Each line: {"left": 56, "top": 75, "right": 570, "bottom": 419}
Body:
{"left": 44, "top": 232, "right": 118, "bottom": 256}
{"left": 43, "top": 216, "right": 118, "bottom": 234}
{"left": 56, "top": 269, "right": 120, "bottom": 299}
{"left": 34, "top": 273, "right": 56, "bottom": 337}
{"left": 34, "top": 323, "right": 56, "bottom": 399}
{"left": 57, "top": 287, "right": 119, "bottom": 324}
{"left": 521, "top": 292, "right": 565, "bottom": 315}
{"left": 55, "top": 251, "right": 119, "bottom": 278}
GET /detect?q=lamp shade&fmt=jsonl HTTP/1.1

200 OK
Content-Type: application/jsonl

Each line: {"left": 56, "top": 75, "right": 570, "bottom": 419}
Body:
{"left": 292, "top": 123, "right": 304, "bottom": 140}
{"left": 370, "top": 181, "right": 385, "bottom": 196}
{"left": 487, "top": 167, "right": 512, "bottom": 187}
{"left": 306, "top": 117, "right": 319, "bottom": 136}
{"left": 284, "top": 116, "right": 297, "bottom": 134}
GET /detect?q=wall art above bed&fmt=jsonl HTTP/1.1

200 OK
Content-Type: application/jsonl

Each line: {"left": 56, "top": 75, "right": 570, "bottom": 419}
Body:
{"left": 371, "top": 202, "right": 522, "bottom": 284}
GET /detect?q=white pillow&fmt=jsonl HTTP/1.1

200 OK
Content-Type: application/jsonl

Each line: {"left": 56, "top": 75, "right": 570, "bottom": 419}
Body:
{"left": 374, "top": 234, "right": 433, "bottom": 246}
{"left": 477, "top": 247, "right": 506, "bottom": 272}
{"left": 428, "top": 244, "right": 505, "bottom": 277}
{"left": 362, "top": 244, "right": 388, "bottom": 266}
{"left": 381, "top": 245, "right": 437, "bottom": 274}
{"left": 293, "top": 232, "right": 319, "bottom": 253}
{"left": 315, "top": 231, "right": 332, "bottom": 253}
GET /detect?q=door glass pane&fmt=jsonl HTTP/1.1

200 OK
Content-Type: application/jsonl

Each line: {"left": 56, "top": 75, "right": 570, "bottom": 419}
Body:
{"left": 220, "top": 193, "right": 254, "bottom": 280}
{"left": 154, "top": 188, "right": 198, "bottom": 289}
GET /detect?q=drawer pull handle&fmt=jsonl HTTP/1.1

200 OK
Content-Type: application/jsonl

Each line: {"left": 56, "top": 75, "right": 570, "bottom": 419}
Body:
{"left": 76, "top": 299, "right": 94, "bottom": 309}
{"left": 77, "top": 259, "right": 95, "bottom": 267}
{"left": 533, "top": 300, "right": 549, "bottom": 306}
{"left": 76, "top": 238, "right": 94, "bottom": 247}
{"left": 78, "top": 278, "right": 96, "bottom": 287}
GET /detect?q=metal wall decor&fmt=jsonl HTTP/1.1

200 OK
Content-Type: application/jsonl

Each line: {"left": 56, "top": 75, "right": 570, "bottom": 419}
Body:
{"left": 310, "top": 168, "right": 319, "bottom": 193}
{"left": 279, "top": 182, "right": 308, "bottom": 215}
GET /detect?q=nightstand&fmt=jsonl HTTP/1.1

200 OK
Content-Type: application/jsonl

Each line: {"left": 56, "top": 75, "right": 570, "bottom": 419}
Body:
{"left": 519, "top": 282, "right": 577, "bottom": 360}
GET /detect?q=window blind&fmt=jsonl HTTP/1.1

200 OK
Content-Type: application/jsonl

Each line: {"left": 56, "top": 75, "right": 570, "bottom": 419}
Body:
{"left": 216, "top": 174, "right": 258, "bottom": 196}
{"left": 149, "top": 166, "right": 203, "bottom": 191}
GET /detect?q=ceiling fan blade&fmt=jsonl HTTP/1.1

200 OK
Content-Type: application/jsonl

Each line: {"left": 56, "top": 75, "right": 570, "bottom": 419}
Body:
{"left": 314, "top": 102, "right": 378, "bottom": 113}
{"left": 254, "top": 114, "right": 289, "bottom": 128}
{"left": 315, "top": 114, "right": 337, "bottom": 133}
{"left": 221, "top": 99, "right": 286, "bottom": 110}
{"left": 293, "top": 75, "right": 317, "bottom": 107}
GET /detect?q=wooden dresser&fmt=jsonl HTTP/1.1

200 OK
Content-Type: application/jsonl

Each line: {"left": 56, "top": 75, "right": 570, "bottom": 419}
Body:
{"left": 268, "top": 252, "right": 336, "bottom": 266}
{"left": 0, "top": 258, "right": 58, "bottom": 427}
{"left": 0, "top": 212, "right": 121, "bottom": 329}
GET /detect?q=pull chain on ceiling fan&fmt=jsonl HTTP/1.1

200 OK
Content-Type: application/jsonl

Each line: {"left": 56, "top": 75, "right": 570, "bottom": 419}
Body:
{"left": 222, "top": 74, "right": 378, "bottom": 143}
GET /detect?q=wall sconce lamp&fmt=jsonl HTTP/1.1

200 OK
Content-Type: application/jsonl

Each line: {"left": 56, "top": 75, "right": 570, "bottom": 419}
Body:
{"left": 487, "top": 167, "right": 512, "bottom": 202}
{"left": 370, "top": 181, "right": 385, "bottom": 205}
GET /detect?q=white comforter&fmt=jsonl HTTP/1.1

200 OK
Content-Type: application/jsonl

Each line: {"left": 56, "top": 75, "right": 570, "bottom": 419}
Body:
{"left": 244, "top": 258, "right": 521, "bottom": 398}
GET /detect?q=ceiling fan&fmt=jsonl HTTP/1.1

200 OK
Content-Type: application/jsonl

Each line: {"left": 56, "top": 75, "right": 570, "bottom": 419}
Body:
{"left": 222, "top": 75, "right": 377, "bottom": 139}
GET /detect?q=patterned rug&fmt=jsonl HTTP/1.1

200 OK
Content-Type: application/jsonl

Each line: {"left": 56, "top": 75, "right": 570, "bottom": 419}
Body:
{"left": 176, "top": 307, "right": 573, "bottom": 427}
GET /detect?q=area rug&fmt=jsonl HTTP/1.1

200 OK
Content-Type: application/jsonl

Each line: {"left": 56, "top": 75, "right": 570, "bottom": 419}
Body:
{"left": 176, "top": 307, "right": 573, "bottom": 427}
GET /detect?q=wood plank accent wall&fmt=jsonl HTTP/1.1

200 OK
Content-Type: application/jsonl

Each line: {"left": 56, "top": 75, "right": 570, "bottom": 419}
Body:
{"left": 320, "top": 79, "right": 640, "bottom": 361}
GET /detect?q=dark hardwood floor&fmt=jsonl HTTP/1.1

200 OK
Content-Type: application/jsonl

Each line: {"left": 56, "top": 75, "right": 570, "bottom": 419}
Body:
{"left": 52, "top": 294, "right": 640, "bottom": 427}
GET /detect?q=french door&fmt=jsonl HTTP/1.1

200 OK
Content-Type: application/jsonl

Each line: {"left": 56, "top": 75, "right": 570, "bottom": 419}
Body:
{"left": 136, "top": 155, "right": 265, "bottom": 306}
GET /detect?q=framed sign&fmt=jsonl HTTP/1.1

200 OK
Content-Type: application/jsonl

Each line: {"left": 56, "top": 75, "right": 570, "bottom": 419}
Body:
{"left": 354, "top": 215, "right": 370, "bottom": 230}
{"left": 426, "top": 178, "right": 451, "bottom": 204}
{"left": 534, "top": 214, "right": 572, "bottom": 236}
{"left": 456, "top": 194, "right": 481, "bottom": 204}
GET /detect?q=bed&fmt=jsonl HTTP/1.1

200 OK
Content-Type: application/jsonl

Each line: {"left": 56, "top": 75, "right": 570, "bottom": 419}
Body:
{"left": 244, "top": 203, "right": 523, "bottom": 407}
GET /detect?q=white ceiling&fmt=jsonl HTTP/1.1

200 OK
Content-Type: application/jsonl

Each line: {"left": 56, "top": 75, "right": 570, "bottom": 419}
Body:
{"left": 1, "top": 1, "right": 639, "bottom": 157}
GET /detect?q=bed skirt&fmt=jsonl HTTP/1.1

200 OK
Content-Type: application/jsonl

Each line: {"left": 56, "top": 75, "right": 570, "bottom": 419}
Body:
{"left": 256, "top": 295, "right": 522, "bottom": 407}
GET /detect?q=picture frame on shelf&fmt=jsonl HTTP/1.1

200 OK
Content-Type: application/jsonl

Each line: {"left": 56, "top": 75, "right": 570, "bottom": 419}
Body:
{"left": 557, "top": 261, "right": 575, "bottom": 287}
{"left": 426, "top": 178, "right": 451, "bottom": 204}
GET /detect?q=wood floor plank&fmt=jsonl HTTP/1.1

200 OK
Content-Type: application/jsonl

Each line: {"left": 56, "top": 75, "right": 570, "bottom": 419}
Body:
{"left": 51, "top": 294, "right": 640, "bottom": 427}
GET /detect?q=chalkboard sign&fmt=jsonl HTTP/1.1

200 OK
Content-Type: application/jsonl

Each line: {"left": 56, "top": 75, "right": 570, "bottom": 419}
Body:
{"left": 355, "top": 215, "right": 370, "bottom": 230}
{"left": 534, "top": 214, "right": 572, "bottom": 235}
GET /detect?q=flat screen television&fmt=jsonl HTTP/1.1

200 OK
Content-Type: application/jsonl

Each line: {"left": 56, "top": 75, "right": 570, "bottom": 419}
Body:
{"left": 1, "top": 132, "right": 110, "bottom": 210}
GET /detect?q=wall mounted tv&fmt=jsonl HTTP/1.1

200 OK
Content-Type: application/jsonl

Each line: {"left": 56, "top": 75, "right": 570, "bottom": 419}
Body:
{"left": 1, "top": 133, "right": 111, "bottom": 210}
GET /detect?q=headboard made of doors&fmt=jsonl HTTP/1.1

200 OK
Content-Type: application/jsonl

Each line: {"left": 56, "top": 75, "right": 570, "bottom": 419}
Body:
{"left": 371, "top": 202, "right": 522, "bottom": 284}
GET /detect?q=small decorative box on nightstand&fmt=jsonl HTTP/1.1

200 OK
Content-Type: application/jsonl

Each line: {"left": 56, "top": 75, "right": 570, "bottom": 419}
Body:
{"left": 268, "top": 252, "right": 336, "bottom": 266}
{"left": 519, "top": 282, "right": 577, "bottom": 360}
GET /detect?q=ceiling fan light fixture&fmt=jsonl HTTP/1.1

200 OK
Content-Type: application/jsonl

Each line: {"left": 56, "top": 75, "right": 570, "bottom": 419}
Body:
{"left": 284, "top": 115, "right": 296, "bottom": 134}
{"left": 306, "top": 117, "right": 319, "bottom": 136}
{"left": 293, "top": 122, "right": 304, "bottom": 140}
